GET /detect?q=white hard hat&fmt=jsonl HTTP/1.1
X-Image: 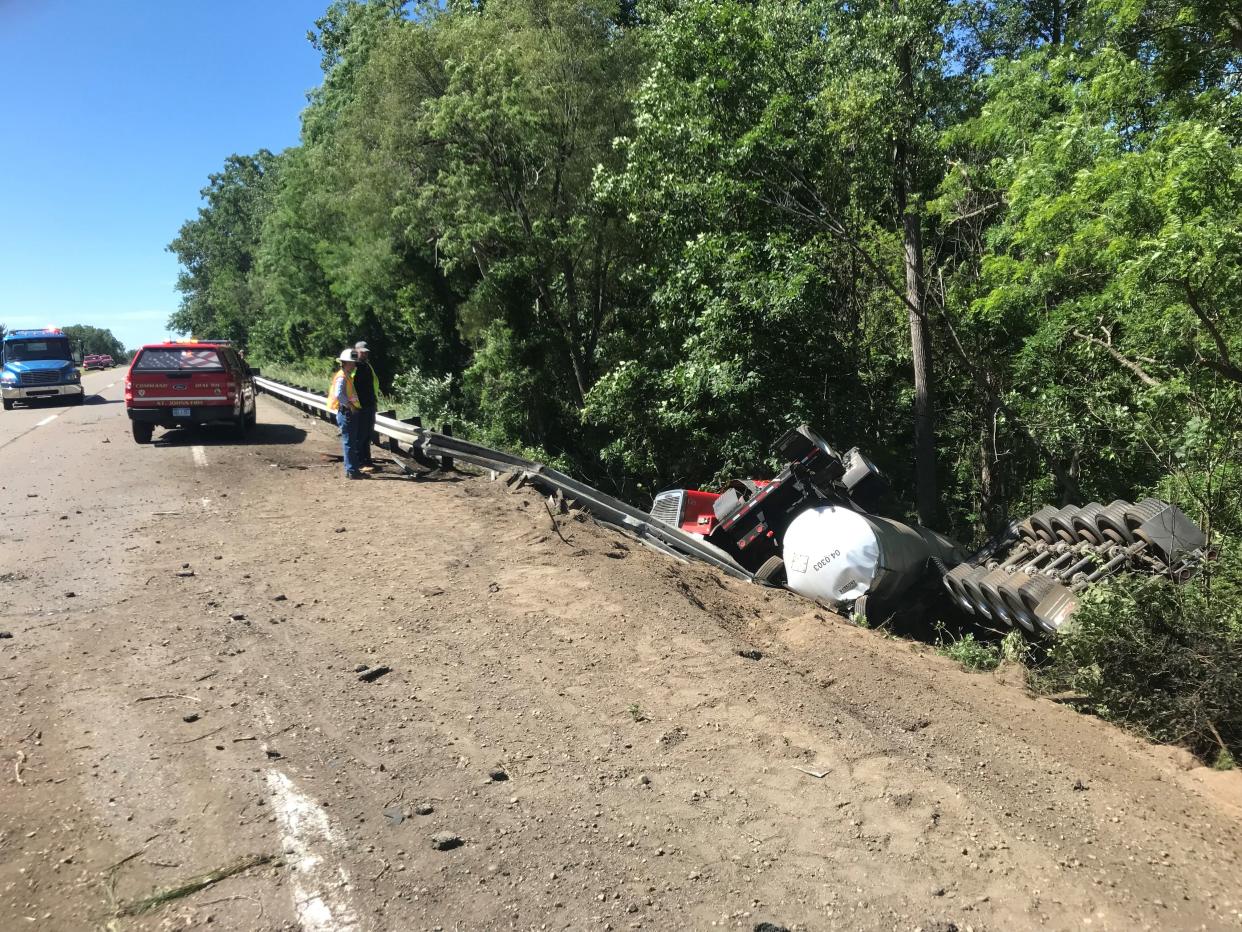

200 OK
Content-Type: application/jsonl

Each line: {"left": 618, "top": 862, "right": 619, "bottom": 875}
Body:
{"left": 354, "top": 340, "right": 369, "bottom": 351}
{"left": 338, "top": 349, "right": 357, "bottom": 362}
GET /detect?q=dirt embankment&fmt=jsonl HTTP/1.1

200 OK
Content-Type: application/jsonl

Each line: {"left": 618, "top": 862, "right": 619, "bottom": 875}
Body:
{"left": 2, "top": 394, "right": 1240, "bottom": 931}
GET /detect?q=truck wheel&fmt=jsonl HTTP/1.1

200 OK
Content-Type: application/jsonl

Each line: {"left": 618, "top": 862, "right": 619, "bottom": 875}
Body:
{"left": 754, "top": 555, "right": 786, "bottom": 587}
{"left": 1, "top": 399, "right": 12, "bottom": 411}
{"left": 245, "top": 406, "right": 257, "bottom": 430}
{"left": 234, "top": 412, "right": 250, "bottom": 438}
{"left": 132, "top": 422, "right": 154, "bottom": 444}
{"left": 72, "top": 393, "right": 86, "bottom": 405}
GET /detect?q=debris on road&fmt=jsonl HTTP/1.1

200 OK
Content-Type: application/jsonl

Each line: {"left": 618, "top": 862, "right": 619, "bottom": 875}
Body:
{"left": 431, "top": 831, "right": 463, "bottom": 851}
{"left": 383, "top": 806, "right": 405, "bottom": 826}
{"left": 0, "top": 631, "right": 12, "bottom": 639}
{"left": 229, "top": 612, "right": 246, "bottom": 621}
{"left": 793, "top": 766, "right": 831, "bottom": 779}
{"left": 487, "top": 768, "right": 509, "bottom": 782}
{"left": 414, "top": 803, "right": 434, "bottom": 816}
{"left": 113, "top": 853, "right": 277, "bottom": 917}
{"left": 358, "top": 666, "right": 391, "bottom": 683}
{"left": 182, "top": 713, "right": 201, "bottom": 724}
{"left": 737, "top": 649, "right": 763, "bottom": 661}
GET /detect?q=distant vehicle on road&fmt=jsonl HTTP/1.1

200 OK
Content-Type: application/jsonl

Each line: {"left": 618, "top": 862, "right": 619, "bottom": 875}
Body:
{"left": 100, "top": 354, "right": 115, "bottom": 368}
{"left": 83, "top": 354, "right": 106, "bottom": 371}
{"left": 125, "top": 341, "right": 259, "bottom": 443}
{"left": 1, "top": 328, "right": 85, "bottom": 410}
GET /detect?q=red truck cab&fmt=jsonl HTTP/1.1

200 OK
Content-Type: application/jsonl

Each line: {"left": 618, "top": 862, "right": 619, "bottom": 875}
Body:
{"left": 125, "top": 341, "right": 258, "bottom": 444}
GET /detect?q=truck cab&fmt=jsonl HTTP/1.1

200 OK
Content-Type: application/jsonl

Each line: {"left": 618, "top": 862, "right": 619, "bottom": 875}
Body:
{"left": 1, "top": 329, "right": 85, "bottom": 410}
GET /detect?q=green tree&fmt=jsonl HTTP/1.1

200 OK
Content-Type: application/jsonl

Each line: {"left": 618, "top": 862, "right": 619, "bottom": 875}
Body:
{"left": 167, "top": 150, "right": 283, "bottom": 345}
{"left": 587, "top": 0, "right": 958, "bottom": 514}
{"left": 936, "top": 0, "right": 1242, "bottom": 535}
{"left": 62, "top": 325, "right": 126, "bottom": 359}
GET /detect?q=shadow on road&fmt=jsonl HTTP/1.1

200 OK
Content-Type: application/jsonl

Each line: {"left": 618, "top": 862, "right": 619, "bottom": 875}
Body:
{"left": 154, "top": 423, "right": 308, "bottom": 447}
{"left": 8, "top": 395, "right": 92, "bottom": 410}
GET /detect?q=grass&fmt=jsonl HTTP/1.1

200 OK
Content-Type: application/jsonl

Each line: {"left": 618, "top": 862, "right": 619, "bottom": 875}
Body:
{"left": 937, "top": 631, "right": 1002, "bottom": 672}
{"left": 936, "top": 626, "right": 1031, "bottom": 674}
{"left": 253, "top": 360, "right": 333, "bottom": 394}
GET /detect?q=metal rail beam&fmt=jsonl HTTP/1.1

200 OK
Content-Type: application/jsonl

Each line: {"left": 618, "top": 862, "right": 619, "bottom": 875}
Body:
{"left": 255, "top": 376, "right": 753, "bottom": 581}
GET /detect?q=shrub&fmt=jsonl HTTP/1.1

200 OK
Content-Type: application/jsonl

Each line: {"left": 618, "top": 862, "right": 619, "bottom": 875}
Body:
{"left": 1037, "top": 544, "right": 1242, "bottom": 763}
{"left": 391, "top": 367, "right": 457, "bottom": 426}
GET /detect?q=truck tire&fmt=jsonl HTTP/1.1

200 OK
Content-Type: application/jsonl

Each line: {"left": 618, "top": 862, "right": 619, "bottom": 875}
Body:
{"left": 132, "top": 421, "right": 154, "bottom": 444}
{"left": 754, "top": 555, "right": 786, "bottom": 587}
{"left": 1, "top": 399, "right": 11, "bottom": 411}
{"left": 234, "top": 411, "right": 250, "bottom": 438}
{"left": 72, "top": 392, "right": 85, "bottom": 405}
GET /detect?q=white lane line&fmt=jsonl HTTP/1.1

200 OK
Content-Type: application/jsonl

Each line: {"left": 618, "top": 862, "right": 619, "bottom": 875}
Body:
{"left": 106, "top": 383, "right": 115, "bottom": 389}
{"left": 35, "top": 414, "right": 59, "bottom": 427}
{"left": 266, "top": 771, "right": 361, "bottom": 932}
{"left": 191, "top": 445, "right": 208, "bottom": 467}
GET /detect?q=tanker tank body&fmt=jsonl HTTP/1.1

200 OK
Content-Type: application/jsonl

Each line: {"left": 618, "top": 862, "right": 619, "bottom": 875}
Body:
{"left": 782, "top": 505, "right": 966, "bottom": 612}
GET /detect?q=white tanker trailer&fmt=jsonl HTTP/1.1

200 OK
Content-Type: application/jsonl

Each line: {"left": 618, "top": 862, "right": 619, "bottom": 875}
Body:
{"left": 649, "top": 426, "right": 1211, "bottom": 632}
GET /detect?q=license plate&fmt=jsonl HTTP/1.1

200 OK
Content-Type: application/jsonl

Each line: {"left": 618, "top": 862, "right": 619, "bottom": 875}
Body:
{"left": 172, "top": 407, "right": 192, "bottom": 418}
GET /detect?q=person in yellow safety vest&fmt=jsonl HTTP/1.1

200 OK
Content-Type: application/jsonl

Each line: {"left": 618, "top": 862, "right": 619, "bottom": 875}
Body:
{"left": 353, "top": 340, "right": 381, "bottom": 471}
{"left": 327, "top": 349, "right": 367, "bottom": 479}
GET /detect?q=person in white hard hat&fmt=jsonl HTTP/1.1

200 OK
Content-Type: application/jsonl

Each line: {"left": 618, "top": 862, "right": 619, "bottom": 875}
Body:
{"left": 327, "top": 349, "right": 367, "bottom": 479}
{"left": 353, "top": 340, "right": 380, "bottom": 472}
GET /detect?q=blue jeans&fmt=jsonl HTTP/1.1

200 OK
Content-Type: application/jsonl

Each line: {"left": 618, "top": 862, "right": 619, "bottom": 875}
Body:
{"left": 337, "top": 410, "right": 361, "bottom": 476}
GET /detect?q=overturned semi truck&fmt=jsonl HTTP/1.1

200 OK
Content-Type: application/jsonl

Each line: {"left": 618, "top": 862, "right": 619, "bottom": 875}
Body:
{"left": 649, "top": 426, "right": 1212, "bottom": 633}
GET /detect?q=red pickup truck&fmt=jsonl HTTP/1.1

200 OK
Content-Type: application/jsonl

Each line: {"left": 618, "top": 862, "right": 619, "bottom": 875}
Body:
{"left": 125, "top": 341, "right": 258, "bottom": 443}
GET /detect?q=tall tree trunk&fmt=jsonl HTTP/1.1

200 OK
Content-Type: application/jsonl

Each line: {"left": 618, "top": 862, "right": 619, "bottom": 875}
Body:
{"left": 895, "top": 37, "right": 939, "bottom": 528}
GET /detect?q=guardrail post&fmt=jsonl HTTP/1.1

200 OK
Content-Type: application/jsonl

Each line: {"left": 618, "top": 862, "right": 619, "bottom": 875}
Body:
{"left": 403, "top": 416, "right": 436, "bottom": 468}
{"left": 440, "top": 423, "right": 455, "bottom": 471}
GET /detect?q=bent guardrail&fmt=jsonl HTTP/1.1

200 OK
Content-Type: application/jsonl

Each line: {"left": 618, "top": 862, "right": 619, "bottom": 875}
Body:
{"left": 254, "top": 375, "right": 753, "bottom": 581}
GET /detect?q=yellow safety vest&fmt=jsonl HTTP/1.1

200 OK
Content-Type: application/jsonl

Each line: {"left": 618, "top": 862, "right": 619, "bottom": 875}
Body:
{"left": 327, "top": 369, "right": 360, "bottom": 412}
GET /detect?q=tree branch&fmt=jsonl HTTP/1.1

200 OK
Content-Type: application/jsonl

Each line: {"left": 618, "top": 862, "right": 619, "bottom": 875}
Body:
{"left": 1071, "top": 329, "right": 1161, "bottom": 386}
{"left": 1183, "top": 280, "right": 1242, "bottom": 383}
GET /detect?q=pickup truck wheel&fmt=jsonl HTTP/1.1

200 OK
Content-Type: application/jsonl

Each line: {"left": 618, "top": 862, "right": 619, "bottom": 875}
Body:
{"left": 131, "top": 421, "right": 154, "bottom": 444}
{"left": 245, "top": 406, "right": 257, "bottom": 429}
{"left": 1, "top": 399, "right": 12, "bottom": 411}
{"left": 234, "top": 412, "right": 250, "bottom": 437}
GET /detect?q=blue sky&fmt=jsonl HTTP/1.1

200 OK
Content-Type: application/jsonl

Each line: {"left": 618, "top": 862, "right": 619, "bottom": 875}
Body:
{"left": 0, "top": 1, "right": 328, "bottom": 350}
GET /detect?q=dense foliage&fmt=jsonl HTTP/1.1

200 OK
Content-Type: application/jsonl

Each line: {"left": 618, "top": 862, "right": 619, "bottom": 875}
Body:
{"left": 169, "top": 1, "right": 1241, "bottom": 757}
